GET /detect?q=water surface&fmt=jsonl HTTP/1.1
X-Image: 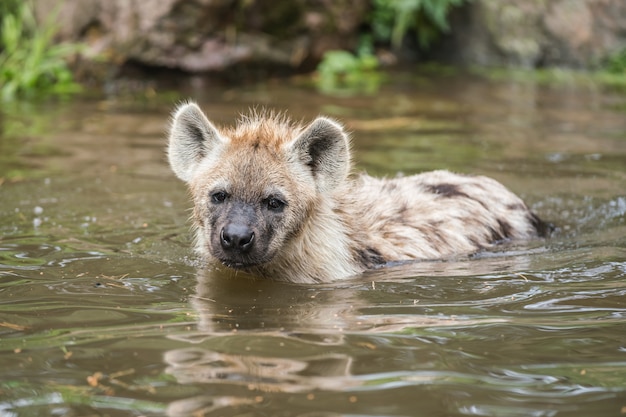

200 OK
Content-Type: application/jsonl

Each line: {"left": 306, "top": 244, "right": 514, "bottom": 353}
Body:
{"left": 1, "top": 73, "right": 625, "bottom": 416}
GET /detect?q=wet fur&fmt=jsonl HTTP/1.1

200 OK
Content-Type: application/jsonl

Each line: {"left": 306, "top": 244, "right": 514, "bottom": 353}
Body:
{"left": 168, "top": 102, "right": 549, "bottom": 284}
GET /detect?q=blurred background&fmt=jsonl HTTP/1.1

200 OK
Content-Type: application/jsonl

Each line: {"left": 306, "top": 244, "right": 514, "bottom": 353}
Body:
{"left": 1, "top": 0, "right": 626, "bottom": 99}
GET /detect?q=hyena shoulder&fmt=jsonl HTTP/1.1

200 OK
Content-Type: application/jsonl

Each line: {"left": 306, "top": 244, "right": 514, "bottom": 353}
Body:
{"left": 168, "top": 102, "right": 550, "bottom": 283}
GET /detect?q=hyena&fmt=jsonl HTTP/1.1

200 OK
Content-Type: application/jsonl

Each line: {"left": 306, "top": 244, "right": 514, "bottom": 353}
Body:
{"left": 167, "top": 102, "right": 550, "bottom": 284}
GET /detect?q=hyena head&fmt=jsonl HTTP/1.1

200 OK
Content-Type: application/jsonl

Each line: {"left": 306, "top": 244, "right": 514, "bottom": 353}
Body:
{"left": 168, "top": 102, "right": 350, "bottom": 271}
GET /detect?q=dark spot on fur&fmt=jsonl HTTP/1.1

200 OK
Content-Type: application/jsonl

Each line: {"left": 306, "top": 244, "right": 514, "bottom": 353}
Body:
{"left": 497, "top": 219, "right": 513, "bottom": 239}
{"left": 487, "top": 219, "right": 514, "bottom": 243}
{"left": 417, "top": 224, "right": 448, "bottom": 249}
{"left": 528, "top": 212, "right": 555, "bottom": 237}
{"left": 488, "top": 226, "right": 504, "bottom": 243}
{"left": 506, "top": 203, "right": 526, "bottom": 211}
{"left": 427, "top": 183, "right": 468, "bottom": 198}
{"left": 430, "top": 229, "right": 447, "bottom": 247}
{"left": 356, "top": 246, "right": 386, "bottom": 268}
{"left": 428, "top": 184, "right": 493, "bottom": 213}
{"left": 471, "top": 182, "right": 487, "bottom": 191}
{"left": 469, "top": 237, "right": 485, "bottom": 250}
{"left": 389, "top": 203, "right": 410, "bottom": 224}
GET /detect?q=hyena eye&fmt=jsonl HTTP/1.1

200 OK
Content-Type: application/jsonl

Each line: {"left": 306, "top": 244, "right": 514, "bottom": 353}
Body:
{"left": 265, "top": 196, "right": 286, "bottom": 212}
{"left": 211, "top": 191, "right": 228, "bottom": 204}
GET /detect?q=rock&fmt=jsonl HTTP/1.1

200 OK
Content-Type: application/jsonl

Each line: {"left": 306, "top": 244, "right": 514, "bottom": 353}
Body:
{"left": 435, "top": 0, "right": 626, "bottom": 68}
{"left": 33, "top": 0, "right": 626, "bottom": 74}
{"left": 33, "top": 0, "right": 368, "bottom": 74}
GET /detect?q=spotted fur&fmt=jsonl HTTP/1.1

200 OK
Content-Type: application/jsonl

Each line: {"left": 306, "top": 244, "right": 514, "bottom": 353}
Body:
{"left": 168, "top": 102, "right": 550, "bottom": 284}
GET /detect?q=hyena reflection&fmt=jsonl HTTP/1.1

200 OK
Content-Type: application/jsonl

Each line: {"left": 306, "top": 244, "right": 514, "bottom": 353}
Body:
{"left": 167, "top": 102, "right": 550, "bottom": 284}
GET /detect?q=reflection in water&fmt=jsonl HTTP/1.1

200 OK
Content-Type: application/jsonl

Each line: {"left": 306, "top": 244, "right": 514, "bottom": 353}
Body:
{"left": 163, "top": 252, "right": 545, "bottom": 416}
{"left": 164, "top": 269, "right": 358, "bottom": 415}
{"left": 165, "top": 347, "right": 354, "bottom": 391}
{"left": 166, "top": 395, "right": 257, "bottom": 417}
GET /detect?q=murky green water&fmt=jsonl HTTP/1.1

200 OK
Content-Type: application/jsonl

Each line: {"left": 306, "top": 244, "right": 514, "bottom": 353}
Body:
{"left": 1, "top": 73, "right": 625, "bottom": 416}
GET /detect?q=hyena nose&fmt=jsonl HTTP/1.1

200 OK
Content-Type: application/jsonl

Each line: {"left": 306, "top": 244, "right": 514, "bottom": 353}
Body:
{"left": 220, "top": 224, "right": 255, "bottom": 253}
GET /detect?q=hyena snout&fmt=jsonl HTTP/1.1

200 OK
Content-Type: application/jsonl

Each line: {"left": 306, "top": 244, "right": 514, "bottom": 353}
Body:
{"left": 220, "top": 223, "right": 255, "bottom": 253}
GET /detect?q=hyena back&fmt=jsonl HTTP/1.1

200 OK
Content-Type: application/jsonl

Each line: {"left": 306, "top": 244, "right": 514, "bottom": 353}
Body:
{"left": 168, "top": 102, "right": 549, "bottom": 284}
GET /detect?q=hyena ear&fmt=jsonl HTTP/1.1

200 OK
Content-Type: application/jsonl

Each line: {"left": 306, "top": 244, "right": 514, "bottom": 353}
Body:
{"left": 288, "top": 117, "right": 350, "bottom": 192}
{"left": 167, "top": 102, "right": 227, "bottom": 182}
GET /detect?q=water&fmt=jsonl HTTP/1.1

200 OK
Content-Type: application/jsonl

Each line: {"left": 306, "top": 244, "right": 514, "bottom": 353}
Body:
{"left": 0, "top": 73, "right": 625, "bottom": 416}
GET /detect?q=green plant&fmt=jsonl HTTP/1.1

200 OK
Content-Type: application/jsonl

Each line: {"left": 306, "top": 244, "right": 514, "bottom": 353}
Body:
{"left": 605, "top": 48, "right": 626, "bottom": 75}
{"left": 315, "top": 0, "right": 468, "bottom": 95}
{"left": 370, "top": 0, "right": 468, "bottom": 49}
{"left": 0, "top": 1, "right": 81, "bottom": 100}
{"left": 316, "top": 49, "right": 382, "bottom": 96}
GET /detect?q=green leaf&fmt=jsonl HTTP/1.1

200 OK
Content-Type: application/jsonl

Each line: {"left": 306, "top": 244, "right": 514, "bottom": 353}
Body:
{"left": 0, "top": 1, "right": 82, "bottom": 100}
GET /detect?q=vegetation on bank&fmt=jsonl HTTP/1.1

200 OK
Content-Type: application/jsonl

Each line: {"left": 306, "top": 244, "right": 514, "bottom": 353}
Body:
{"left": 317, "top": 0, "right": 467, "bottom": 93}
{"left": 605, "top": 48, "right": 626, "bottom": 77}
{"left": 368, "top": 0, "right": 467, "bottom": 50}
{"left": 316, "top": 0, "right": 626, "bottom": 94}
{"left": 0, "top": 0, "right": 81, "bottom": 100}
